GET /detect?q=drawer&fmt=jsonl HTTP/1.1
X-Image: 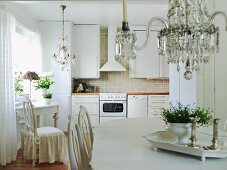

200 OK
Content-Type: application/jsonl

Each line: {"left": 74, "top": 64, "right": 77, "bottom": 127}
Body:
{"left": 148, "top": 112, "right": 161, "bottom": 118}
{"left": 148, "top": 95, "right": 168, "bottom": 102}
{"left": 148, "top": 95, "right": 169, "bottom": 107}
{"left": 148, "top": 107, "right": 162, "bottom": 114}
{"left": 148, "top": 102, "right": 168, "bottom": 108}
{"left": 147, "top": 107, "right": 167, "bottom": 118}
{"left": 72, "top": 95, "right": 99, "bottom": 103}
{"left": 148, "top": 109, "right": 161, "bottom": 118}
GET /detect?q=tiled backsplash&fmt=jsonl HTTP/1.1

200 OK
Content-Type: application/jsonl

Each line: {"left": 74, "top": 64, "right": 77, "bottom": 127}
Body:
{"left": 76, "top": 27, "right": 169, "bottom": 93}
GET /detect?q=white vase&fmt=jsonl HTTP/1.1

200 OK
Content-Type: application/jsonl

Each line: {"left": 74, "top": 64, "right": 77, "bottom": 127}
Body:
{"left": 43, "top": 98, "right": 51, "bottom": 105}
{"left": 41, "top": 88, "right": 47, "bottom": 95}
{"left": 167, "top": 123, "right": 191, "bottom": 145}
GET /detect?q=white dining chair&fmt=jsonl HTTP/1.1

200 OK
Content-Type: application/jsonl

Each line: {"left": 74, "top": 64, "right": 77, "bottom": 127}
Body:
{"left": 224, "top": 120, "right": 227, "bottom": 131}
{"left": 78, "top": 105, "right": 94, "bottom": 162}
{"left": 68, "top": 115, "right": 91, "bottom": 170}
{"left": 21, "top": 96, "right": 67, "bottom": 167}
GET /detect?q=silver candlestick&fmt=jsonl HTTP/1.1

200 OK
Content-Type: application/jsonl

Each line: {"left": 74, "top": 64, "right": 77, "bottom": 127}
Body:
{"left": 187, "top": 118, "right": 200, "bottom": 148}
{"left": 207, "top": 118, "right": 221, "bottom": 150}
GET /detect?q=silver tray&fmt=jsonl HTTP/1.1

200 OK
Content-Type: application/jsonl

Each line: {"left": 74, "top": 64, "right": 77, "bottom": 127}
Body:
{"left": 143, "top": 131, "right": 227, "bottom": 161}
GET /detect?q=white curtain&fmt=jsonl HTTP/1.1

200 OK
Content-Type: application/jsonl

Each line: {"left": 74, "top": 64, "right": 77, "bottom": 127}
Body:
{"left": 0, "top": 7, "right": 17, "bottom": 166}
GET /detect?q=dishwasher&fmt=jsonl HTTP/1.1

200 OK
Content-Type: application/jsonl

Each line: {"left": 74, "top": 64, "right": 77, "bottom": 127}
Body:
{"left": 127, "top": 95, "right": 148, "bottom": 118}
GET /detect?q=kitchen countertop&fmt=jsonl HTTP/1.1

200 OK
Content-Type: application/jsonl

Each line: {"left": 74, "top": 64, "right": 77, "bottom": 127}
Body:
{"left": 72, "top": 93, "right": 100, "bottom": 95}
{"left": 72, "top": 92, "right": 169, "bottom": 95}
{"left": 127, "top": 92, "right": 169, "bottom": 95}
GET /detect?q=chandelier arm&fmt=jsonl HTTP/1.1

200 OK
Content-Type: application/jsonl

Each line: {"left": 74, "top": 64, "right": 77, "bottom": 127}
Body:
{"left": 209, "top": 11, "right": 227, "bottom": 31}
{"left": 135, "top": 17, "right": 168, "bottom": 51}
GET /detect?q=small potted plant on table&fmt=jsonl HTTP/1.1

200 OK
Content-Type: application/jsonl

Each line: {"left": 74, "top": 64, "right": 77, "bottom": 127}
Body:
{"left": 161, "top": 103, "right": 213, "bottom": 145}
{"left": 43, "top": 93, "right": 53, "bottom": 105}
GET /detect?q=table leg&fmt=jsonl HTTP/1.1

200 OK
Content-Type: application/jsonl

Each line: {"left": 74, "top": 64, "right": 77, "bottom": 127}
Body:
{"left": 37, "top": 115, "right": 40, "bottom": 128}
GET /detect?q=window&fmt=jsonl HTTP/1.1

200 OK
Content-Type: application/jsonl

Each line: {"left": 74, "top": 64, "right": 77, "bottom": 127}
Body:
{"left": 12, "top": 23, "right": 42, "bottom": 99}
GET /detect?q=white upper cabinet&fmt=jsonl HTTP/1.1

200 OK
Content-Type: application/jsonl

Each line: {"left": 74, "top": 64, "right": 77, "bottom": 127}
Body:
{"left": 129, "top": 26, "right": 169, "bottom": 79}
{"left": 71, "top": 25, "right": 100, "bottom": 79}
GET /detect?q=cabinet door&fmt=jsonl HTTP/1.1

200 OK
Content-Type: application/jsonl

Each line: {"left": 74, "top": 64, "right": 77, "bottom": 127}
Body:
{"left": 71, "top": 95, "right": 99, "bottom": 127}
{"left": 71, "top": 25, "right": 100, "bottom": 79}
{"left": 147, "top": 95, "right": 169, "bottom": 118}
{"left": 129, "top": 29, "right": 159, "bottom": 78}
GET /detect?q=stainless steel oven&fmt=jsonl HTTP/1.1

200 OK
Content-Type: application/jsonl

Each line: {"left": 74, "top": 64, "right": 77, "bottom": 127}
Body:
{"left": 100, "top": 93, "right": 127, "bottom": 123}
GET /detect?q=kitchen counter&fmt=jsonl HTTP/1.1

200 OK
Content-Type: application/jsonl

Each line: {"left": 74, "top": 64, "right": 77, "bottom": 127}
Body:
{"left": 72, "top": 92, "right": 169, "bottom": 95}
{"left": 127, "top": 92, "right": 169, "bottom": 95}
{"left": 71, "top": 93, "right": 100, "bottom": 95}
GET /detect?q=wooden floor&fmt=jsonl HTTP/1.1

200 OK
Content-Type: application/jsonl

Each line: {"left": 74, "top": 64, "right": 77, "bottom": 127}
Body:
{"left": 0, "top": 149, "right": 68, "bottom": 170}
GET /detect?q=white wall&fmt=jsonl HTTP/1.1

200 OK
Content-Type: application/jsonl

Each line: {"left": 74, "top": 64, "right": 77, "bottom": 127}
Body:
{"left": 39, "top": 22, "right": 72, "bottom": 131}
{"left": 4, "top": 3, "right": 39, "bottom": 33}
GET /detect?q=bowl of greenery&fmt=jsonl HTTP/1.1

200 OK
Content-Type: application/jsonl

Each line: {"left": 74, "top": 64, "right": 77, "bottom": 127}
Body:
{"left": 34, "top": 75, "right": 54, "bottom": 94}
{"left": 161, "top": 103, "right": 213, "bottom": 144}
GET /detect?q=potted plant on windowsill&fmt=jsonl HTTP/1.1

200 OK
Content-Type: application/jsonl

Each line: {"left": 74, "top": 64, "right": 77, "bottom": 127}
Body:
{"left": 34, "top": 74, "right": 54, "bottom": 94}
{"left": 43, "top": 93, "right": 53, "bottom": 105}
{"left": 161, "top": 103, "right": 213, "bottom": 145}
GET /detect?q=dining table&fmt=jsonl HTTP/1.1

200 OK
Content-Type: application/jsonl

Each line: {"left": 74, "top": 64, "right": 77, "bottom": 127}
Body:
{"left": 91, "top": 117, "right": 227, "bottom": 170}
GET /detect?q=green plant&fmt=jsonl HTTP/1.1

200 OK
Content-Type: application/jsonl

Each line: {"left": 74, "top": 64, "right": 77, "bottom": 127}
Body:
{"left": 34, "top": 75, "right": 54, "bottom": 90}
{"left": 161, "top": 102, "right": 213, "bottom": 126}
{"left": 14, "top": 72, "right": 24, "bottom": 93}
{"left": 43, "top": 93, "right": 53, "bottom": 99}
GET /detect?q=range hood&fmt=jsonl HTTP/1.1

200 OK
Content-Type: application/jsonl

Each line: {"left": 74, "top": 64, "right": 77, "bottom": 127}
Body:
{"left": 100, "top": 26, "right": 126, "bottom": 72}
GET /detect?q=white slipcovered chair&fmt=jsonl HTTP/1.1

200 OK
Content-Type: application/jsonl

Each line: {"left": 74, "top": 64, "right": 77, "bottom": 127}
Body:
{"left": 78, "top": 105, "right": 94, "bottom": 162}
{"left": 68, "top": 115, "right": 91, "bottom": 170}
{"left": 21, "top": 97, "right": 67, "bottom": 167}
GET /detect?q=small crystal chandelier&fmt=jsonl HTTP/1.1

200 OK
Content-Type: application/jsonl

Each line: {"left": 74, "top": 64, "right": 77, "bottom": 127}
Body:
{"left": 52, "top": 5, "right": 75, "bottom": 71}
{"left": 116, "top": 0, "right": 227, "bottom": 80}
{"left": 115, "top": 0, "right": 137, "bottom": 61}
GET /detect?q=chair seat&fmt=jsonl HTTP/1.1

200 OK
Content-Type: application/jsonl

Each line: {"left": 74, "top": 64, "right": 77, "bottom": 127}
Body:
{"left": 37, "top": 126, "right": 64, "bottom": 137}
{"left": 24, "top": 126, "right": 67, "bottom": 164}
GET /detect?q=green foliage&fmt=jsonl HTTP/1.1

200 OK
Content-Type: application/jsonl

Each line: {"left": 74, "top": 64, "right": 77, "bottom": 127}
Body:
{"left": 161, "top": 102, "right": 213, "bottom": 126}
{"left": 14, "top": 72, "right": 24, "bottom": 93}
{"left": 34, "top": 75, "right": 54, "bottom": 90}
{"left": 43, "top": 93, "right": 53, "bottom": 99}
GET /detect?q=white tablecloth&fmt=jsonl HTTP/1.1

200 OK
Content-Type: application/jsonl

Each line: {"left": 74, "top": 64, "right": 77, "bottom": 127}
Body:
{"left": 91, "top": 118, "right": 227, "bottom": 170}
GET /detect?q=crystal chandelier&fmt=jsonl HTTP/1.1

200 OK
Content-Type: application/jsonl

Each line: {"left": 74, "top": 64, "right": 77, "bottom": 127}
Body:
{"left": 116, "top": 0, "right": 227, "bottom": 80}
{"left": 115, "top": 0, "right": 137, "bottom": 62}
{"left": 52, "top": 5, "right": 75, "bottom": 71}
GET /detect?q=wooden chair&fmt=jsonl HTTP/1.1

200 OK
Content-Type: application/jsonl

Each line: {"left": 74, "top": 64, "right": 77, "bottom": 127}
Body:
{"left": 68, "top": 115, "right": 91, "bottom": 170}
{"left": 78, "top": 105, "right": 94, "bottom": 162}
{"left": 21, "top": 97, "right": 67, "bottom": 167}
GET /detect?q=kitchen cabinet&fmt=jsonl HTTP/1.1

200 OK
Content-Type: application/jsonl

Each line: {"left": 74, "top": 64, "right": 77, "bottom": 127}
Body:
{"left": 169, "top": 64, "right": 197, "bottom": 106}
{"left": 71, "top": 25, "right": 100, "bottom": 79}
{"left": 129, "top": 26, "right": 169, "bottom": 79}
{"left": 147, "top": 95, "right": 169, "bottom": 117}
{"left": 71, "top": 95, "right": 99, "bottom": 127}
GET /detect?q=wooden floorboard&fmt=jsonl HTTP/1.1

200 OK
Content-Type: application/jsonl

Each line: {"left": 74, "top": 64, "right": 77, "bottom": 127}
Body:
{"left": 0, "top": 149, "right": 68, "bottom": 170}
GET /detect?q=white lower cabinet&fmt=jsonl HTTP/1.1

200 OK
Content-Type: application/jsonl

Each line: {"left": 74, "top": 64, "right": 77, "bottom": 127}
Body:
{"left": 71, "top": 95, "right": 99, "bottom": 127}
{"left": 147, "top": 95, "right": 169, "bottom": 118}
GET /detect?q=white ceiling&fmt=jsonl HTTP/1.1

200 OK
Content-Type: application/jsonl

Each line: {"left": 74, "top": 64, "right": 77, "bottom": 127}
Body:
{"left": 4, "top": 1, "right": 168, "bottom": 26}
